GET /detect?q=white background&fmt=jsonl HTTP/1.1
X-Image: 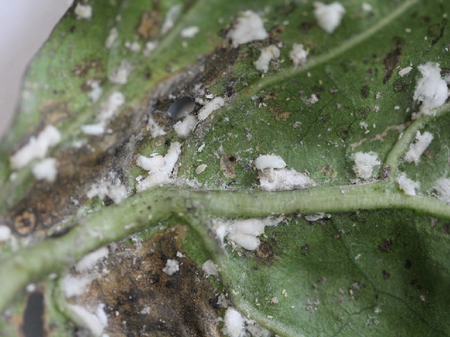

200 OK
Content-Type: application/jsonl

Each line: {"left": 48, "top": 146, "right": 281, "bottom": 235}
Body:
{"left": 0, "top": 0, "right": 71, "bottom": 138}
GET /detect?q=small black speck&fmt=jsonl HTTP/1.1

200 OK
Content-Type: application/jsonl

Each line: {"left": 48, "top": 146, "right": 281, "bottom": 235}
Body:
{"left": 405, "top": 259, "right": 412, "bottom": 269}
{"left": 70, "top": 25, "right": 76, "bottom": 33}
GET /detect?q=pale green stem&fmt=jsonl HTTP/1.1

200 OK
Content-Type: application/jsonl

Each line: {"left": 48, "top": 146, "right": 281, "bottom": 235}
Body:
{"left": 0, "top": 189, "right": 173, "bottom": 313}
{"left": 384, "top": 102, "right": 450, "bottom": 177}
{"left": 2, "top": 183, "right": 450, "bottom": 313}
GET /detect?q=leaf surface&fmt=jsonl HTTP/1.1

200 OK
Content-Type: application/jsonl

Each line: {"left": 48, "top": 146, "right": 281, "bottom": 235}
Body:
{"left": 1, "top": 0, "right": 450, "bottom": 336}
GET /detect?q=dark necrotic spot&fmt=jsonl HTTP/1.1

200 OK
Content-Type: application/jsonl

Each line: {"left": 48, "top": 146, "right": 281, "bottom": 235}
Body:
{"left": 392, "top": 78, "right": 410, "bottom": 92}
{"left": 405, "top": 259, "right": 412, "bottom": 269}
{"left": 381, "top": 166, "right": 391, "bottom": 179}
{"left": 379, "top": 239, "right": 393, "bottom": 252}
{"left": 22, "top": 292, "right": 44, "bottom": 337}
{"left": 255, "top": 241, "right": 275, "bottom": 264}
{"left": 361, "top": 85, "right": 370, "bottom": 98}
{"left": 167, "top": 96, "right": 195, "bottom": 119}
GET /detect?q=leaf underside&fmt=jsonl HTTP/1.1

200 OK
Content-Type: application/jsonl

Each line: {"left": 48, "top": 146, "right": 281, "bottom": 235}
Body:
{"left": 1, "top": 0, "right": 450, "bottom": 336}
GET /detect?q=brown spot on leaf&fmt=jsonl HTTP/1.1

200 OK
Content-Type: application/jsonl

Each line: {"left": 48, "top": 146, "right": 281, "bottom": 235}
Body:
{"left": 405, "top": 259, "right": 412, "bottom": 269}
{"left": 69, "top": 227, "right": 220, "bottom": 336}
{"left": 7, "top": 47, "right": 242, "bottom": 238}
{"left": 39, "top": 101, "right": 69, "bottom": 125}
{"left": 428, "top": 20, "right": 446, "bottom": 45}
{"left": 300, "top": 22, "right": 316, "bottom": 34}
{"left": 14, "top": 210, "right": 36, "bottom": 235}
{"left": 220, "top": 154, "right": 237, "bottom": 179}
{"left": 392, "top": 78, "right": 410, "bottom": 92}
{"left": 136, "top": 11, "right": 161, "bottom": 41}
{"left": 382, "top": 38, "right": 404, "bottom": 84}
{"left": 361, "top": 85, "right": 370, "bottom": 98}
{"left": 358, "top": 106, "right": 370, "bottom": 119}
{"left": 255, "top": 241, "right": 275, "bottom": 264}
{"left": 379, "top": 239, "right": 393, "bottom": 252}
{"left": 71, "top": 59, "right": 104, "bottom": 77}
{"left": 320, "top": 165, "right": 330, "bottom": 175}
{"left": 382, "top": 270, "right": 391, "bottom": 280}
{"left": 269, "top": 25, "right": 284, "bottom": 40}
{"left": 268, "top": 104, "right": 290, "bottom": 121}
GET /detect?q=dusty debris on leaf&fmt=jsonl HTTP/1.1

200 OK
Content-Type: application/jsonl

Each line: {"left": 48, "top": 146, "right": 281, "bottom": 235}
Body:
{"left": 202, "top": 259, "right": 219, "bottom": 278}
{"left": 10, "top": 125, "right": 61, "bottom": 170}
{"left": 254, "top": 45, "right": 280, "bottom": 73}
{"left": 433, "top": 178, "right": 450, "bottom": 203}
{"left": 412, "top": 62, "right": 449, "bottom": 119}
{"left": 87, "top": 177, "right": 127, "bottom": 204}
{"left": 136, "top": 142, "right": 182, "bottom": 192}
{"left": 314, "top": 2, "right": 345, "bottom": 34}
{"left": 224, "top": 307, "right": 245, "bottom": 337}
{"left": 255, "top": 154, "right": 315, "bottom": 191}
{"left": 212, "top": 217, "right": 282, "bottom": 251}
{"left": 399, "top": 66, "right": 413, "bottom": 77}
{"left": 82, "top": 91, "right": 125, "bottom": 136}
{"left": 32, "top": 158, "right": 58, "bottom": 183}
{"left": 227, "top": 218, "right": 273, "bottom": 251}
{"left": 180, "top": 26, "right": 200, "bottom": 39}
{"left": 174, "top": 115, "right": 197, "bottom": 138}
{"left": 161, "top": 4, "right": 183, "bottom": 35}
{"left": 396, "top": 172, "right": 419, "bottom": 196}
{"left": 197, "top": 97, "right": 225, "bottom": 120}
{"left": 64, "top": 227, "right": 220, "bottom": 336}
{"left": 109, "top": 60, "right": 134, "bottom": 85}
{"left": 305, "top": 213, "right": 331, "bottom": 222}
{"left": 289, "top": 43, "right": 308, "bottom": 68}
{"left": 105, "top": 27, "right": 118, "bottom": 49}
{"left": 227, "top": 10, "right": 268, "bottom": 47}
{"left": 352, "top": 151, "right": 380, "bottom": 180}
{"left": 74, "top": 4, "right": 92, "bottom": 20}
{"left": 404, "top": 131, "right": 434, "bottom": 164}
{"left": 301, "top": 94, "right": 319, "bottom": 106}
{"left": 162, "top": 259, "right": 179, "bottom": 275}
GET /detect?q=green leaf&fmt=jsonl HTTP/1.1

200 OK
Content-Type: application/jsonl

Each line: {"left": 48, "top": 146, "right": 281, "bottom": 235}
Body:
{"left": 1, "top": 0, "right": 450, "bottom": 336}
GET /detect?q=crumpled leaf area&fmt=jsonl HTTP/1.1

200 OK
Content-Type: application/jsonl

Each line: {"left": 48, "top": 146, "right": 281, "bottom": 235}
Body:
{"left": 1, "top": 0, "right": 450, "bottom": 336}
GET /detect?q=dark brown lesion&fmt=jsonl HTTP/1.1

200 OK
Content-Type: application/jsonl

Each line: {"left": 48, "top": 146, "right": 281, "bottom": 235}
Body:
{"left": 14, "top": 210, "right": 36, "bottom": 236}
{"left": 381, "top": 37, "right": 404, "bottom": 84}
{"left": 6, "top": 46, "right": 241, "bottom": 239}
{"left": 379, "top": 239, "right": 393, "bottom": 253}
{"left": 255, "top": 241, "right": 276, "bottom": 264}
{"left": 136, "top": 10, "right": 162, "bottom": 41}
{"left": 71, "top": 59, "right": 104, "bottom": 78}
{"left": 220, "top": 154, "right": 237, "bottom": 179}
{"left": 69, "top": 227, "right": 221, "bottom": 337}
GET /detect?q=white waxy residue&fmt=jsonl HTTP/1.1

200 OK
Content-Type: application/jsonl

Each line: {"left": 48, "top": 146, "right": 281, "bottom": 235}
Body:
{"left": 227, "top": 11, "right": 268, "bottom": 47}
